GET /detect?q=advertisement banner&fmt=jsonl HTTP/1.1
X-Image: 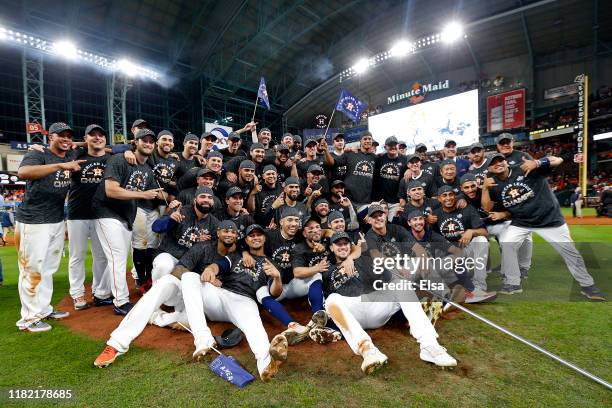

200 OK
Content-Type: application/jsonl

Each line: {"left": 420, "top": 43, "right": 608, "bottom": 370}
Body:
{"left": 544, "top": 83, "right": 578, "bottom": 100}
{"left": 487, "top": 89, "right": 525, "bottom": 132}
{"left": 205, "top": 123, "right": 233, "bottom": 150}
{"left": 26, "top": 122, "right": 46, "bottom": 134}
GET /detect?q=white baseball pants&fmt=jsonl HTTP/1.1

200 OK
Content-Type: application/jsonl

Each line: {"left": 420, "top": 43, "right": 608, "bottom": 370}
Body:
{"left": 462, "top": 235, "right": 489, "bottom": 291}
{"left": 487, "top": 221, "right": 532, "bottom": 274}
{"left": 95, "top": 218, "right": 131, "bottom": 307}
{"left": 500, "top": 223, "right": 594, "bottom": 287}
{"left": 324, "top": 291, "right": 439, "bottom": 355}
{"left": 151, "top": 252, "right": 179, "bottom": 282}
{"left": 132, "top": 207, "right": 161, "bottom": 249}
{"left": 107, "top": 274, "right": 184, "bottom": 353}
{"left": 15, "top": 221, "right": 65, "bottom": 329}
{"left": 181, "top": 272, "right": 272, "bottom": 376}
{"left": 276, "top": 273, "right": 322, "bottom": 301}
{"left": 67, "top": 219, "right": 110, "bottom": 299}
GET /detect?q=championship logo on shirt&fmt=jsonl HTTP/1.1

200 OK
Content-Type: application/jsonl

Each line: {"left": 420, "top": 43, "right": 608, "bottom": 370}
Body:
{"left": 379, "top": 162, "right": 400, "bottom": 180}
{"left": 260, "top": 195, "right": 277, "bottom": 214}
{"left": 353, "top": 160, "right": 374, "bottom": 178}
{"left": 80, "top": 161, "right": 106, "bottom": 184}
{"left": 272, "top": 245, "right": 294, "bottom": 270}
{"left": 330, "top": 266, "right": 357, "bottom": 289}
{"left": 178, "top": 226, "right": 210, "bottom": 248}
{"left": 380, "top": 241, "right": 402, "bottom": 257}
{"left": 501, "top": 182, "right": 535, "bottom": 207}
{"left": 233, "top": 259, "right": 264, "bottom": 280}
{"left": 308, "top": 250, "right": 330, "bottom": 267}
{"left": 439, "top": 217, "right": 465, "bottom": 239}
{"left": 126, "top": 170, "right": 150, "bottom": 191}
{"left": 153, "top": 162, "right": 176, "bottom": 184}
{"left": 53, "top": 169, "right": 72, "bottom": 188}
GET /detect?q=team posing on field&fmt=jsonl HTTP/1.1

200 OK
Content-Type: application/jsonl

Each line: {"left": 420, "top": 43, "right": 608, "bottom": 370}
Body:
{"left": 14, "top": 119, "right": 606, "bottom": 380}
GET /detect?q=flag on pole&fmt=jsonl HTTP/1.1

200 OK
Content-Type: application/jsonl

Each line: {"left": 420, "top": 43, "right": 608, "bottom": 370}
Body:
{"left": 335, "top": 89, "right": 366, "bottom": 122}
{"left": 257, "top": 77, "right": 270, "bottom": 110}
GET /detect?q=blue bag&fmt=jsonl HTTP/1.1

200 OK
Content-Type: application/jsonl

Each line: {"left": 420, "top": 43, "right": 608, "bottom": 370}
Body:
{"left": 209, "top": 350, "right": 255, "bottom": 388}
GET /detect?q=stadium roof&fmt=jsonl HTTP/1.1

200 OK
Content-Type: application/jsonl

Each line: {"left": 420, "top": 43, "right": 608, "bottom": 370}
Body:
{"left": 2, "top": 0, "right": 610, "bottom": 126}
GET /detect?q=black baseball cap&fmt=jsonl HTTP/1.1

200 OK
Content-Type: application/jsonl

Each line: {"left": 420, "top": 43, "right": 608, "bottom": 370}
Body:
{"left": 48, "top": 122, "right": 73, "bottom": 135}
{"left": 399, "top": 140, "right": 408, "bottom": 148}
{"left": 195, "top": 186, "right": 214, "bottom": 196}
{"left": 284, "top": 177, "right": 300, "bottom": 187}
{"left": 263, "top": 164, "right": 277, "bottom": 174}
{"left": 217, "top": 220, "right": 238, "bottom": 231}
{"left": 196, "top": 168, "right": 216, "bottom": 178}
{"left": 460, "top": 173, "right": 477, "bottom": 185}
{"left": 439, "top": 159, "right": 456, "bottom": 168}
{"left": 184, "top": 133, "right": 199, "bottom": 143}
{"left": 367, "top": 204, "right": 385, "bottom": 217}
{"left": 469, "top": 142, "right": 484, "bottom": 152}
{"left": 407, "top": 179, "right": 423, "bottom": 190}
{"left": 132, "top": 119, "right": 148, "bottom": 128}
{"left": 331, "top": 180, "right": 345, "bottom": 188}
{"left": 201, "top": 132, "right": 217, "bottom": 141}
{"left": 313, "top": 198, "right": 329, "bottom": 208}
{"left": 444, "top": 139, "right": 457, "bottom": 147}
{"left": 333, "top": 133, "right": 345, "bottom": 140}
{"left": 307, "top": 164, "right": 323, "bottom": 174}
{"left": 328, "top": 211, "right": 345, "bottom": 223}
{"left": 304, "top": 138, "right": 317, "bottom": 147}
{"left": 135, "top": 129, "right": 155, "bottom": 140}
{"left": 415, "top": 143, "right": 427, "bottom": 152}
{"left": 293, "top": 134, "right": 302, "bottom": 143}
{"left": 228, "top": 132, "right": 241, "bottom": 141}
{"left": 407, "top": 210, "right": 424, "bottom": 220}
{"left": 276, "top": 144, "right": 290, "bottom": 152}
{"left": 407, "top": 154, "right": 421, "bottom": 163}
{"left": 280, "top": 207, "right": 301, "bottom": 220}
{"left": 245, "top": 224, "right": 266, "bottom": 236}
{"left": 330, "top": 232, "right": 351, "bottom": 244}
{"left": 239, "top": 160, "right": 256, "bottom": 170}
{"left": 360, "top": 131, "right": 373, "bottom": 139}
{"left": 225, "top": 186, "right": 243, "bottom": 198}
{"left": 488, "top": 152, "right": 506, "bottom": 164}
{"left": 437, "top": 185, "right": 455, "bottom": 195}
{"left": 207, "top": 151, "right": 223, "bottom": 159}
{"left": 385, "top": 136, "right": 398, "bottom": 146}
{"left": 495, "top": 133, "right": 513, "bottom": 144}
{"left": 157, "top": 130, "right": 173, "bottom": 139}
{"left": 85, "top": 124, "right": 106, "bottom": 136}
{"left": 259, "top": 127, "right": 271, "bottom": 134}
{"left": 250, "top": 143, "right": 265, "bottom": 152}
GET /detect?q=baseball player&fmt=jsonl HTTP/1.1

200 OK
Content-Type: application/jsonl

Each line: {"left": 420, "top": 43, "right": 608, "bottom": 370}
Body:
{"left": 414, "top": 143, "right": 438, "bottom": 177}
{"left": 15, "top": 122, "right": 86, "bottom": 332}
{"left": 248, "top": 164, "right": 282, "bottom": 225}
{"left": 373, "top": 136, "right": 408, "bottom": 220}
{"left": 150, "top": 186, "right": 219, "bottom": 282}
{"left": 218, "top": 132, "right": 247, "bottom": 163}
{"left": 465, "top": 142, "right": 489, "bottom": 186}
{"left": 92, "top": 129, "right": 163, "bottom": 315}
{"left": 267, "top": 177, "right": 308, "bottom": 226}
{"left": 397, "top": 180, "right": 440, "bottom": 227}
{"left": 215, "top": 186, "right": 254, "bottom": 240}
{"left": 176, "top": 168, "right": 222, "bottom": 210}
{"left": 180, "top": 224, "right": 289, "bottom": 381}
{"left": 93, "top": 221, "right": 238, "bottom": 368}
{"left": 174, "top": 133, "right": 201, "bottom": 181}
{"left": 494, "top": 133, "right": 532, "bottom": 167}
{"left": 322, "top": 232, "right": 457, "bottom": 374}
{"left": 216, "top": 160, "right": 257, "bottom": 199}
{"left": 66, "top": 124, "right": 112, "bottom": 310}
{"left": 482, "top": 153, "right": 606, "bottom": 300}
{"left": 397, "top": 154, "right": 437, "bottom": 204}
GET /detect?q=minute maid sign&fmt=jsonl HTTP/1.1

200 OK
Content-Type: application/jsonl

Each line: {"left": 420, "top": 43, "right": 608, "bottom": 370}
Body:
{"left": 387, "top": 80, "right": 450, "bottom": 105}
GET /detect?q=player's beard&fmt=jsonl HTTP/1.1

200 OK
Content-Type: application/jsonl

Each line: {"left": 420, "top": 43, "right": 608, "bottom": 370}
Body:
{"left": 221, "top": 239, "right": 235, "bottom": 248}
{"left": 196, "top": 203, "right": 212, "bottom": 214}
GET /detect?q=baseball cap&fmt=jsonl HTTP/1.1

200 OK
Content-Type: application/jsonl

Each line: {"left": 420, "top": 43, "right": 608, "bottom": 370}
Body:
{"left": 437, "top": 185, "right": 455, "bottom": 195}
{"left": 304, "top": 137, "right": 317, "bottom": 147}
{"left": 407, "top": 210, "right": 424, "bottom": 220}
{"left": 439, "top": 159, "right": 456, "bottom": 168}
{"left": 333, "top": 133, "right": 345, "bottom": 140}
{"left": 307, "top": 164, "right": 323, "bottom": 174}
{"left": 239, "top": 160, "right": 256, "bottom": 170}
{"left": 284, "top": 177, "right": 300, "bottom": 187}
{"left": 328, "top": 211, "right": 345, "bottom": 223}
{"left": 415, "top": 143, "right": 427, "bottom": 152}
{"left": 407, "top": 154, "right": 421, "bottom": 163}
{"left": 245, "top": 224, "right": 266, "bottom": 236}
{"left": 85, "top": 124, "right": 106, "bottom": 136}
{"left": 228, "top": 132, "right": 241, "bottom": 141}
{"left": 201, "top": 132, "right": 217, "bottom": 141}
{"left": 282, "top": 132, "right": 293, "bottom": 139}
{"left": 330, "top": 231, "right": 351, "bottom": 244}
{"left": 217, "top": 220, "right": 237, "bottom": 231}
{"left": 331, "top": 180, "right": 345, "bottom": 188}
{"left": 373, "top": 141, "right": 380, "bottom": 147}
{"left": 250, "top": 142, "right": 265, "bottom": 152}
{"left": 276, "top": 144, "right": 290, "bottom": 152}
{"left": 263, "top": 164, "right": 277, "bottom": 174}
{"left": 157, "top": 130, "right": 173, "bottom": 139}
{"left": 207, "top": 151, "right": 223, "bottom": 159}
{"left": 196, "top": 168, "right": 216, "bottom": 178}
{"left": 280, "top": 207, "right": 301, "bottom": 220}
{"left": 225, "top": 186, "right": 243, "bottom": 198}
{"left": 460, "top": 173, "right": 477, "bottom": 185}
{"left": 292, "top": 134, "right": 302, "bottom": 143}
{"left": 367, "top": 204, "right": 385, "bottom": 217}
{"left": 195, "top": 186, "right": 214, "bottom": 197}
{"left": 407, "top": 179, "right": 423, "bottom": 190}
{"left": 399, "top": 140, "right": 408, "bottom": 148}
{"left": 132, "top": 119, "right": 148, "bottom": 128}
{"left": 360, "top": 131, "right": 373, "bottom": 139}
{"left": 469, "top": 142, "right": 484, "bottom": 152}
{"left": 48, "top": 122, "right": 73, "bottom": 135}
{"left": 495, "top": 133, "right": 514, "bottom": 144}
{"left": 444, "top": 139, "right": 457, "bottom": 147}
{"left": 385, "top": 136, "right": 399, "bottom": 146}
{"left": 313, "top": 198, "right": 329, "bottom": 208}
{"left": 259, "top": 127, "right": 271, "bottom": 134}
{"left": 488, "top": 152, "right": 506, "bottom": 164}
{"left": 135, "top": 129, "right": 155, "bottom": 140}
{"left": 184, "top": 133, "right": 199, "bottom": 143}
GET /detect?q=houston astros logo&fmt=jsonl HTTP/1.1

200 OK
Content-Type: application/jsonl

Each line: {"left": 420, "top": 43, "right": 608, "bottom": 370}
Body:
{"left": 354, "top": 161, "right": 373, "bottom": 177}
{"left": 93, "top": 168, "right": 103, "bottom": 177}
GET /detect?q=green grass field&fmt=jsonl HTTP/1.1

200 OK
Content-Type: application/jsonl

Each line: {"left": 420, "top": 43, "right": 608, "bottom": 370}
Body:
{"left": 0, "top": 224, "right": 610, "bottom": 407}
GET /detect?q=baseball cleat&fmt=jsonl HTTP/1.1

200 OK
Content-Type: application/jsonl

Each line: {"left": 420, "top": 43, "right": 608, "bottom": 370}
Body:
{"left": 261, "top": 334, "right": 288, "bottom": 382}
{"left": 580, "top": 285, "right": 606, "bottom": 302}
{"left": 45, "top": 310, "right": 70, "bottom": 320}
{"left": 93, "top": 295, "right": 114, "bottom": 307}
{"left": 499, "top": 284, "right": 523, "bottom": 295}
{"left": 94, "top": 345, "right": 125, "bottom": 368}
{"left": 309, "top": 327, "right": 342, "bottom": 344}
{"left": 465, "top": 289, "right": 497, "bottom": 303}
{"left": 113, "top": 302, "right": 134, "bottom": 316}
{"left": 72, "top": 296, "right": 89, "bottom": 311}
{"left": 21, "top": 321, "right": 52, "bottom": 333}
{"left": 420, "top": 344, "right": 457, "bottom": 367}
{"left": 281, "top": 322, "right": 310, "bottom": 345}
{"left": 359, "top": 341, "right": 388, "bottom": 375}
{"left": 306, "top": 310, "right": 328, "bottom": 330}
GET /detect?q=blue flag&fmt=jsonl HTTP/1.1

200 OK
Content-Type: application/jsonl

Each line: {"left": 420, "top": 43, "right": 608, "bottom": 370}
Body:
{"left": 257, "top": 77, "right": 270, "bottom": 110}
{"left": 335, "top": 89, "right": 366, "bottom": 122}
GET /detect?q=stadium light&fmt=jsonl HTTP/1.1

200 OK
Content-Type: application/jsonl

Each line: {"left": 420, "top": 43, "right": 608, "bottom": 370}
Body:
{"left": 52, "top": 40, "right": 78, "bottom": 59}
{"left": 390, "top": 40, "right": 415, "bottom": 57}
{"left": 117, "top": 59, "right": 138, "bottom": 76}
{"left": 353, "top": 58, "right": 370, "bottom": 74}
{"left": 441, "top": 22, "right": 464, "bottom": 43}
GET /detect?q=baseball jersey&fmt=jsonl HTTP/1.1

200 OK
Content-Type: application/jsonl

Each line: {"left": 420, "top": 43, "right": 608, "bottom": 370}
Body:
{"left": 264, "top": 229, "right": 300, "bottom": 284}
{"left": 291, "top": 241, "right": 331, "bottom": 270}
{"left": 254, "top": 183, "right": 282, "bottom": 225}
{"left": 176, "top": 241, "right": 220, "bottom": 274}
{"left": 433, "top": 205, "right": 484, "bottom": 242}
{"left": 216, "top": 252, "right": 274, "bottom": 301}
{"left": 67, "top": 151, "right": 110, "bottom": 220}
{"left": 504, "top": 150, "right": 532, "bottom": 168}
{"left": 487, "top": 166, "right": 564, "bottom": 228}
{"left": 93, "top": 154, "right": 155, "bottom": 229}
{"left": 321, "top": 256, "right": 390, "bottom": 297}
{"left": 365, "top": 224, "right": 415, "bottom": 258}
{"left": 373, "top": 154, "right": 408, "bottom": 203}
{"left": 156, "top": 207, "right": 219, "bottom": 259}
{"left": 148, "top": 150, "right": 178, "bottom": 195}
{"left": 16, "top": 148, "right": 77, "bottom": 224}
{"left": 333, "top": 151, "right": 377, "bottom": 204}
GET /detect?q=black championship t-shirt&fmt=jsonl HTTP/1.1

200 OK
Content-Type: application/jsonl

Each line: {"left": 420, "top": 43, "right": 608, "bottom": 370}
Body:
{"left": 435, "top": 177, "right": 461, "bottom": 196}
{"left": 264, "top": 229, "right": 300, "bottom": 284}
{"left": 321, "top": 256, "right": 389, "bottom": 297}
{"left": 254, "top": 184, "right": 282, "bottom": 225}
{"left": 398, "top": 198, "right": 440, "bottom": 226}
{"left": 433, "top": 204, "right": 484, "bottom": 242}
{"left": 93, "top": 154, "right": 155, "bottom": 229}
{"left": 330, "top": 151, "right": 347, "bottom": 181}
{"left": 215, "top": 211, "right": 254, "bottom": 241}
{"left": 174, "top": 155, "right": 201, "bottom": 181}
{"left": 156, "top": 208, "right": 219, "bottom": 259}
{"left": 467, "top": 160, "right": 489, "bottom": 187}
{"left": 217, "top": 252, "right": 273, "bottom": 301}
{"left": 67, "top": 151, "right": 110, "bottom": 220}
{"left": 148, "top": 150, "right": 178, "bottom": 194}
{"left": 16, "top": 149, "right": 77, "bottom": 224}
{"left": 398, "top": 171, "right": 436, "bottom": 200}
{"left": 334, "top": 151, "right": 377, "bottom": 204}
{"left": 422, "top": 161, "right": 438, "bottom": 177}
{"left": 488, "top": 167, "right": 564, "bottom": 228}
{"left": 365, "top": 224, "right": 414, "bottom": 258}
{"left": 219, "top": 148, "right": 247, "bottom": 164}
{"left": 292, "top": 241, "right": 331, "bottom": 270}
{"left": 177, "top": 242, "right": 219, "bottom": 274}
{"left": 504, "top": 150, "right": 532, "bottom": 168}
{"left": 374, "top": 154, "right": 408, "bottom": 203}
{"left": 409, "top": 228, "right": 453, "bottom": 257}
